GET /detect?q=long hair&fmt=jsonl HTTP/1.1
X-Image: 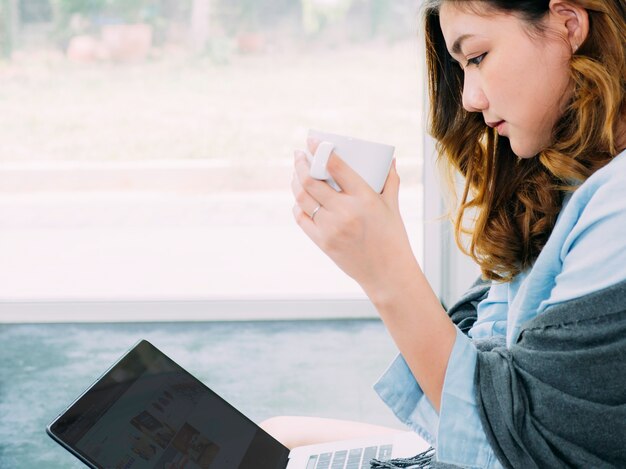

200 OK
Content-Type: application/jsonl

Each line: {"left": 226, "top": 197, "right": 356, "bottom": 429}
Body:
{"left": 424, "top": 0, "right": 626, "bottom": 281}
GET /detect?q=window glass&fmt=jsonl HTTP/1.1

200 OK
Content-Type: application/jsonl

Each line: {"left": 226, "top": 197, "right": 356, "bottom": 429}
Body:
{"left": 0, "top": 0, "right": 424, "bottom": 309}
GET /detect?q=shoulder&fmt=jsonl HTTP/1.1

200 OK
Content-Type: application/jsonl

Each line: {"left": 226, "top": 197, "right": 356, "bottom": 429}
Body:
{"left": 560, "top": 150, "right": 626, "bottom": 243}
{"left": 542, "top": 150, "right": 626, "bottom": 308}
{"left": 569, "top": 150, "right": 626, "bottom": 208}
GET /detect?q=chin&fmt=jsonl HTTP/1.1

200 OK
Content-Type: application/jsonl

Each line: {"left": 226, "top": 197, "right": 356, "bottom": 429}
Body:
{"left": 509, "top": 139, "right": 540, "bottom": 159}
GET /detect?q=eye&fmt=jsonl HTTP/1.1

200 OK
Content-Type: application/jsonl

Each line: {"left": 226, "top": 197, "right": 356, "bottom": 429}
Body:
{"left": 466, "top": 53, "right": 487, "bottom": 67}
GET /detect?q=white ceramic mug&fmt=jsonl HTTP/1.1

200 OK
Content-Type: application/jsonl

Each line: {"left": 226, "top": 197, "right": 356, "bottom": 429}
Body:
{"left": 305, "top": 129, "right": 395, "bottom": 193}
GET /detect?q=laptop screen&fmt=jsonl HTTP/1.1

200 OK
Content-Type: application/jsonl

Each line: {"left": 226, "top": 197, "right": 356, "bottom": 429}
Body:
{"left": 48, "top": 340, "right": 289, "bottom": 469}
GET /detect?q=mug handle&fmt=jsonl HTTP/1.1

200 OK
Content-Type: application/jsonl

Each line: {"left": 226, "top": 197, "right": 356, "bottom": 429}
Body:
{"left": 305, "top": 141, "right": 335, "bottom": 180}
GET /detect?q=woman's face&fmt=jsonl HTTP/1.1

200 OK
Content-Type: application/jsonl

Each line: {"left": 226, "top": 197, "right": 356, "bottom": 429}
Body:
{"left": 439, "top": 2, "right": 574, "bottom": 158}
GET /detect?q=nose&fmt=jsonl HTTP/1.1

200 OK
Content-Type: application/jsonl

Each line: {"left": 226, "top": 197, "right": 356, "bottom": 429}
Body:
{"left": 462, "top": 72, "right": 488, "bottom": 113}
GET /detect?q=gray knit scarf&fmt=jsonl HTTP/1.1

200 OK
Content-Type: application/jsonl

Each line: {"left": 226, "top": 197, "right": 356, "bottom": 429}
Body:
{"left": 369, "top": 277, "right": 626, "bottom": 469}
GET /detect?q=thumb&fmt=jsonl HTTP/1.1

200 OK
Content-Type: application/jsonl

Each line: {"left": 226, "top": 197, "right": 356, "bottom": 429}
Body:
{"left": 381, "top": 159, "right": 400, "bottom": 206}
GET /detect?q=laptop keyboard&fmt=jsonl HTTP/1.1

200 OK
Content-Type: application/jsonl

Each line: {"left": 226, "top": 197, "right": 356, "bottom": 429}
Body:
{"left": 306, "top": 444, "right": 393, "bottom": 469}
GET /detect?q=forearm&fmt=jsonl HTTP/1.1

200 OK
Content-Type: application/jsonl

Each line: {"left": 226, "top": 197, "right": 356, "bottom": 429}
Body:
{"left": 291, "top": 144, "right": 457, "bottom": 410}
{"left": 366, "top": 259, "right": 457, "bottom": 412}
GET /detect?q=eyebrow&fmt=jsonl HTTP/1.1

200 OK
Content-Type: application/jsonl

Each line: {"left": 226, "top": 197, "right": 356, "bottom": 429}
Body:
{"left": 451, "top": 34, "right": 475, "bottom": 55}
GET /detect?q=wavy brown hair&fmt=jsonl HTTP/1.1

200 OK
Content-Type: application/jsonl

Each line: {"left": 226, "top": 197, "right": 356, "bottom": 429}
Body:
{"left": 424, "top": 0, "right": 626, "bottom": 282}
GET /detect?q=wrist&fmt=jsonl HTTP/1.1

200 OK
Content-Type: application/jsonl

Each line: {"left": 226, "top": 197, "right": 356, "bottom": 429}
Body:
{"left": 363, "top": 256, "right": 424, "bottom": 308}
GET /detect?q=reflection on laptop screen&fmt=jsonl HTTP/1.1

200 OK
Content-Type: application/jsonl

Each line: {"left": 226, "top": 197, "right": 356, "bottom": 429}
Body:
{"left": 49, "top": 341, "right": 288, "bottom": 469}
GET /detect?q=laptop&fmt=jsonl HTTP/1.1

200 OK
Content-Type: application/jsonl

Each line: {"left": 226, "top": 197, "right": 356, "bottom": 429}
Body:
{"left": 47, "top": 340, "right": 429, "bottom": 469}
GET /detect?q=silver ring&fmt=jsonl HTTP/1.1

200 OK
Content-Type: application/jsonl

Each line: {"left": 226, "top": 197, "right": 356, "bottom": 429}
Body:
{"left": 311, "top": 204, "right": 322, "bottom": 221}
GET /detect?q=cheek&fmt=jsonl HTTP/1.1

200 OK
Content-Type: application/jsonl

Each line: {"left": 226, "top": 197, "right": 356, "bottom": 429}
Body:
{"left": 527, "top": 47, "right": 572, "bottom": 121}
{"left": 484, "top": 41, "right": 571, "bottom": 157}
{"left": 483, "top": 52, "right": 536, "bottom": 115}
{"left": 507, "top": 59, "right": 570, "bottom": 143}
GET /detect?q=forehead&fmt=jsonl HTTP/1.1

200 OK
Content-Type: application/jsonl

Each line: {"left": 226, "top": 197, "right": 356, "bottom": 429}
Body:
{"left": 438, "top": 2, "right": 523, "bottom": 51}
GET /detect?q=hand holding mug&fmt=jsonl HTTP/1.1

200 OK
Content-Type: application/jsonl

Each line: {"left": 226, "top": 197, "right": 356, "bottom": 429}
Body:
{"left": 291, "top": 131, "right": 419, "bottom": 296}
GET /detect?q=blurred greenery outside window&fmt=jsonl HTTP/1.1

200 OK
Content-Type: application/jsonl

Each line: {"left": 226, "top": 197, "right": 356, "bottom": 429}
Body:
{"left": 2, "top": 0, "right": 412, "bottom": 51}
{"left": 0, "top": 0, "right": 422, "bottom": 175}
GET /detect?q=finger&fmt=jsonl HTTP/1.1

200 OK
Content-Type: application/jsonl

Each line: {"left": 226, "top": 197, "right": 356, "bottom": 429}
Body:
{"left": 381, "top": 159, "right": 401, "bottom": 206}
{"left": 308, "top": 137, "right": 370, "bottom": 195}
{"left": 325, "top": 152, "right": 371, "bottom": 196}
{"left": 307, "top": 137, "right": 321, "bottom": 155}
{"left": 291, "top": 172, "right": 323, "bottom": 218}
{"left": 294, "top": 150, "right": 340, "bottom": 208}
{"left": 292, "top": 204, "right": 324, "bottom": 244}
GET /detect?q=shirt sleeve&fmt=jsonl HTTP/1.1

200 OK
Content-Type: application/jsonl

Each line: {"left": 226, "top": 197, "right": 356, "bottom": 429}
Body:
{"left": 373, "top": 353, "right": 440, "bottom": 446}
{"left": 436, "top": 328, "right": 503, "bottom": 468}
{"left": 468, "top": 281, "right": 510, "bottom": 340}
{"left": 374, "top": 328, "right": 504, "bottom": 469}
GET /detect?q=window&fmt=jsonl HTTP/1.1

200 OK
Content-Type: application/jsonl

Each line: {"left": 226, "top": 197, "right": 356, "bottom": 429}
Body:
{"left": 0, "top": 0, "right": 478, "bottom": 322}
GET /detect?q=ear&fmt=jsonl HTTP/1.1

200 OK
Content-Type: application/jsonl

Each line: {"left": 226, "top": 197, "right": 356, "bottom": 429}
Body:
{"left": 549, "top": 0, "right": 589, "bottom": 53}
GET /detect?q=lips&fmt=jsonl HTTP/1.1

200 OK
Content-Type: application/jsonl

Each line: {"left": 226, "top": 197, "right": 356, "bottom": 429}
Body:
{"left": 486, "top": 120, "right": 507, "bottom": 135}
{"left": 486, "top": 120, "right": 505, "bottom": 128}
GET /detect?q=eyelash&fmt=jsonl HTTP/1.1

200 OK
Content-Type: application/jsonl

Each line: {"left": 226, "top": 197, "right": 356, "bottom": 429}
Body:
{"left": 466, "top": 53, "right": 487, "bottom": 68}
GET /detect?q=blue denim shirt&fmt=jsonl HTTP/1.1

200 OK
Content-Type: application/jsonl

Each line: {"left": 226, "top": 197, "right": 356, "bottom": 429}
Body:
{"left": 374, "top": 149, "right": 626, "bottom": 469}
